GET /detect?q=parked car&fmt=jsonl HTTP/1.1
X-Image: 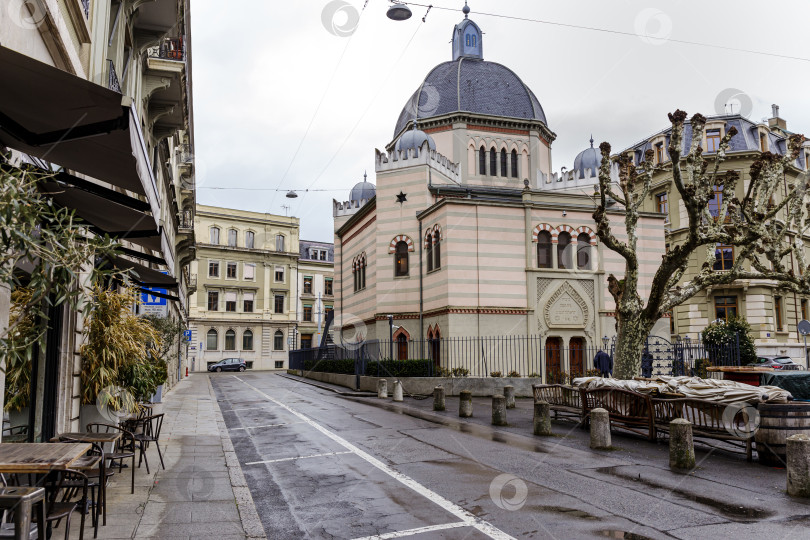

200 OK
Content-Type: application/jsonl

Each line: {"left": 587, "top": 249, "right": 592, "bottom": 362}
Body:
{"left": 748, "top": 356, "right": 804, "bottom": 370}
{"left": 208, "top": 358, "right": 247, "bottom": 373}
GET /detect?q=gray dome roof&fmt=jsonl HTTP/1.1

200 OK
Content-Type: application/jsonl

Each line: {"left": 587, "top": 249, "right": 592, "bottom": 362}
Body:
{"left": 393, "top": 58, "right": 548, "bottom": 138}
{"left": 573, "top": 138, "right": 601, "bottom": 178}
{"left": 395, "top": 127, "right": 436, "bottom": 153}
{"left": 350, "top": 178, "right": 375, "bottom": 202}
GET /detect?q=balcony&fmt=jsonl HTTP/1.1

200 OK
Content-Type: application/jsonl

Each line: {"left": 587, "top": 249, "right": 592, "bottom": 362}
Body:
{"left": 107, "top": 59, "right": 121, "bottom": 93}
{"left": 148, "top": 38, "right": 185, "bottom": 62}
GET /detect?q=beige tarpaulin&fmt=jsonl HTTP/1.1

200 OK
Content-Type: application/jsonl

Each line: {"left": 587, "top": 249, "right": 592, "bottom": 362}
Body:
{"left": 571, "top": 375, "right": 792, "bottom": 404}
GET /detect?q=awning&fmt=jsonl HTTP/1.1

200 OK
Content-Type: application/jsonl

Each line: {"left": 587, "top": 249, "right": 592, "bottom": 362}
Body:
{"left": 37, "top": 172, "right": 163, "bottom": 254}
{"left": 0, "top": 46, "right": 160, "bottom": 225}
{"left": 106, "top": 255, "right": 178, "bottom": 290}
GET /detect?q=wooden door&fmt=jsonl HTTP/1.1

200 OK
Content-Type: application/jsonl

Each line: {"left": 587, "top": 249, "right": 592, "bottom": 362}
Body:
{"left": 545, "top": 337, "right": 562, "bottom": 383}
{"left": 569, "top": 337, "right": 585, "bottom": 378}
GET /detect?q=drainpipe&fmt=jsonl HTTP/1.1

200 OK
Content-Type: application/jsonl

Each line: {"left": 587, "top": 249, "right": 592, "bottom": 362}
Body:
{"left": 419, "top": 217, "right": 424, "bottom": 359}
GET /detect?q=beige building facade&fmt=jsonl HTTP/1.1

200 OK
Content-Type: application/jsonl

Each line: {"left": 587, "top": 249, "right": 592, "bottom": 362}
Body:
{"left": 189, "top": 205, "right": 299, "bottom": 371}
{"left": 333, "top": 12, "right": 667, "bottom": 379}
{"left": 297, "top": 241, "right": 335, "bottom": 349}
{"left": 0, "top": 0, "right": 196, "bottom": 438}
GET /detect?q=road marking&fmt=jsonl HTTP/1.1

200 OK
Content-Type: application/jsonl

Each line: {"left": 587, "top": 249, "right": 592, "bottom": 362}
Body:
{"left": 245, "top": 451, "right": 352, "bottom": 466}
{"left": 230, "top": 421, "right": 304, "bottom": 431}
{"left": 235, "top": 377, "right": 516, "bottom": 540}
{"left": 351, "top": 521, "right": 470, "bottom": 540}
{"left": 229, "top": 406, "right": 278, "bottom": 411}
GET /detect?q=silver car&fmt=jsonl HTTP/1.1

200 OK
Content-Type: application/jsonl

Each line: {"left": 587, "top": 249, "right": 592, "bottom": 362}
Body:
{"left": 749, "top": 356, "right": 803, "bottom": 370}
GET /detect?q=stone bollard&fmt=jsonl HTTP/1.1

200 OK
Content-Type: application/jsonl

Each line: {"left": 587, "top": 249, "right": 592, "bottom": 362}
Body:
{"left": 533, "top": 401, "right": 552, "bottom": 436}
{"left": 589, "top": 408, "right": 611, "bottom": 450}
{"left": 377, "top": 379, "right": 388, "bottom": 399}
{"left": 669, "top": 418, "right": 696, "bottom": 471}
{"left": 433, "top": 386, "right": 446, "bottom": 411}
{"left": 392, "top": 380, "right": 403, "bottom": 402}
{"left": 504, "top": 385, "right": 515, "bottom": 409}
{"left": 492, "top": 395, "right": 507, "bottom": 426}
{"left": 787, "top": 434, "right": 810, "bottom": 498}
{"left": 459, "top": 390, "right": 473, "bottom": 418}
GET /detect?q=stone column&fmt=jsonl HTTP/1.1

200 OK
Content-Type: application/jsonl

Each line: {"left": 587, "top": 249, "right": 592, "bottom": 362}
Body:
{"left": 669, "top": 418, "right": 696, "bottom": 471}
{"left": 392, "top": 380, "right": 403, "bottom": 402}
{"left": 787, "top": 434, "right": 810, "bottom": 498}
{"left": 377, "top": 379, "right": 387, "bottom": 399}
{"left": 433, "top": 386, "right": 446, "bottom": 411}
{"left": 492, "top": 395, "right": 507, "bottom": 426}
{"left": 459, "top": 390, "right": 472, "bottom": 418}
{"left": 504, "top": 385, "right": 515, "bottom": 409}
{"left": 589, "top": 408, "right": 611, "bottom": 450}
{"left": 533, "top": 401, "right": 552, "bottom": 436}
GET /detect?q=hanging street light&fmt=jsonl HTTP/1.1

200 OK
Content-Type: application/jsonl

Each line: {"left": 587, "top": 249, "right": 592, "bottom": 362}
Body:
{"left": 386, "top": 2, "right": 412, "bottom": 21}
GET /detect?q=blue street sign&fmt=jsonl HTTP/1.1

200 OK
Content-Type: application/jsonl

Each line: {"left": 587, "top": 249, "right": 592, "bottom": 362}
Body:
{"left": 184, "top": 330, "right": 192, "bottom": 341}
{"left": 141, "top": 288, "right": 168, "bottom": 306}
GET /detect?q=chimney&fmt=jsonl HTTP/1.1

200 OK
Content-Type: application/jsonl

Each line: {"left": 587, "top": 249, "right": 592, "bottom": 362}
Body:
{"left": 769, "top": 104, "right": 787, "bottom": 130}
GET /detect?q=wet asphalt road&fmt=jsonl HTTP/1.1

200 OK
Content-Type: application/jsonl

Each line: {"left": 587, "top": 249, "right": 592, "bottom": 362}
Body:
{"left": 210, "top": 373, "right": 810, "bottom": 540}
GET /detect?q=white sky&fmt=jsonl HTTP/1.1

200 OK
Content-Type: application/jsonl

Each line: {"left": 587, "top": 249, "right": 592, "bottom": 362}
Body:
{"left": 191, "top": 0, "right": 810, "bottom": 242}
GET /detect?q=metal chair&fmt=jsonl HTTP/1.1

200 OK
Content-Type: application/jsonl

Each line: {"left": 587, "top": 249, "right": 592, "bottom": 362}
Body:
{"left": 43, "top": 469, "right": 89, "bottom": 540}
{"left": 84, "top": 424, "right": 136, "bottom": 494}
{"left": 56, "top": 440, "right": 109, "bottom": 537}
{"left": 127, "top": 414, "right": 165, "bottom": 474}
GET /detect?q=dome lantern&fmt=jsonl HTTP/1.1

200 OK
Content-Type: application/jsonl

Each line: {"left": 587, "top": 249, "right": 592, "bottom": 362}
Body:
{"left": 572, "top": 136, "right": 602, "bottom": 179}
{"left": 349, "top": 172, "right": 376, "bottom": 203}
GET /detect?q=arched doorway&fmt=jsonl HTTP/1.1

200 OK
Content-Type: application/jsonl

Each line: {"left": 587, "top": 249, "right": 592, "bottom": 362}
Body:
{"left": 428, "top": 327, "right": 441, "bottom": 370}
{"left": 569, "top": 337, "right": 585, "bottom": 378}
{"left": 397, "top": 333, "right": 408, "bottom": 360}
{"left": 545, "top": 337, "right": 562, "bottom": 383}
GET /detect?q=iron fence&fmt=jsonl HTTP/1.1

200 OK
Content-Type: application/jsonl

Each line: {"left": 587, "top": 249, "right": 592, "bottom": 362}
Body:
{"left": 107, "top": 59, "right": 121, "bottom": 93}
{"left": 289, "top": 333, "right": 741, "bottom": 382}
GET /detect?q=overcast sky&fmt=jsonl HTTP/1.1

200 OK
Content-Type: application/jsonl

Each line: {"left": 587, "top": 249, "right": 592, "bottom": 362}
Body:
{"left": 191, "top": 0, "right": 810, "bottom": 242}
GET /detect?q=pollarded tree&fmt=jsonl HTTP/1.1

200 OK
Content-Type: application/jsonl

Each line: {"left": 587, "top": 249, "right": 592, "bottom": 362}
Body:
{"left": 594, "top": 110, "right": 809, "bottom": 379}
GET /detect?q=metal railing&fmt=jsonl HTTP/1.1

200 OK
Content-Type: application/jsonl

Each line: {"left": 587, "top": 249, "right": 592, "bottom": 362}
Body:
{"left": 290, "top": 334, "right": 741, "bottom": 381}
{"left": 107, "top": 59, "right": 121, "bottom": 93}
{"left": 147, "top": 38, "right": 185, "bottom": 61}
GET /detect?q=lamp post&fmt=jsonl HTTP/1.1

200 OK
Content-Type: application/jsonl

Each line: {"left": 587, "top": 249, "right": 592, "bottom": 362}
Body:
{"left": 602, "top": 336, "right": 609, "bottom": 350}
{"left": 388, "top": 315, "right": 393, "bottom": 360}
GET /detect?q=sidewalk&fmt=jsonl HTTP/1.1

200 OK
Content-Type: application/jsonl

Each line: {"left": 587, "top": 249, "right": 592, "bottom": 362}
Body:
{"left": 68, "top": 374, "right": 265, "bottom": 540}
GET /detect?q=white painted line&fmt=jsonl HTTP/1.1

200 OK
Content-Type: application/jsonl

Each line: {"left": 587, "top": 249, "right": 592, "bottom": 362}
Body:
{"left": 235, "top": 377, "right": 516, "bottom": 540}
{"left": 351, "top": 521, "right": 470, "bottom": 540}
{"left": 245, "top": 451, "right": 351, "bottom": 466}
{"left": 230, "top": 421, "right": 304, "bottom": 431}
{"left": 229, "top": 406, "right": 277, "bottom": 411}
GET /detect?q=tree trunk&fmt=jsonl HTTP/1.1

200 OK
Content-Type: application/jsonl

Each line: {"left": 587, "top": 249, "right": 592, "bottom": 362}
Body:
{"left": 613, "top": 316, "right": 652, "bottom": 380}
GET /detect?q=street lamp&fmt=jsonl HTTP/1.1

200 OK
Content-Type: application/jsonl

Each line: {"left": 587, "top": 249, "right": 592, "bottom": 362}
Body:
{"left": 386, "top": 1, "right": 412, "bottom": 20}
{"left": 285, "top": 190, "right": 298, "bottom": 199}
{"left": 602, "top": 336, "right": 609, "bottom": 350}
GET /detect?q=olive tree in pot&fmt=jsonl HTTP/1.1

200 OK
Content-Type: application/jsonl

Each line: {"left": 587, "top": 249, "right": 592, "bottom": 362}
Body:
{"left": 80, "top": 285, "right": 162, "bottom": 427}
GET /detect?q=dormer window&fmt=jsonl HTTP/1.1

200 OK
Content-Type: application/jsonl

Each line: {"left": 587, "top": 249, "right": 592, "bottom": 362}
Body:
{"left": 706, "top": 129, "right": 721, "bottom": 153}
{"left": 655, "top": 143, "right": 664, "bottom": 164}
{"left": 760, "top": 132, "right": 768, "bottom": 152}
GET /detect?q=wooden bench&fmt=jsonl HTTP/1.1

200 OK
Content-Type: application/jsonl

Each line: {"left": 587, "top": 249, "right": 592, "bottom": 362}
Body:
{"left": 532, "top": 384, "right": 586, "bottom": 424}
{"left": 581, "top": 387, "right": 656, "bottom": 441}
{"left": 652, "top": 397, "right": 753, "bottom": 461}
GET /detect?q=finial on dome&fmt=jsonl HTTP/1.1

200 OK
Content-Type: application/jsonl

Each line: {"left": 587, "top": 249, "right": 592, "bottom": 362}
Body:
{"left": 463, "top": 1, "right": 470, "bottom": 18}
{"left": 363, "top": 170, "right": 367, "bottom": 182}
{"left": 590, "top": 135, "right": 594, "bottom": 148}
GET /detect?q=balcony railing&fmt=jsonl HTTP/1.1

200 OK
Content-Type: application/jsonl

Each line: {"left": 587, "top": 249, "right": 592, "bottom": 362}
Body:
{"left": 147, "top": 38, "right": 185, "bottom": 61}
{"left": 107, "top": 59, "right": 121, "bottom": 93}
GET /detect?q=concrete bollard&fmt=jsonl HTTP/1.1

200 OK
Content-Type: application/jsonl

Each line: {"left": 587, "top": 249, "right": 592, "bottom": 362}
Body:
{"left": 433, "top": 386, "right": 446, "bottom": 411}
{"left": 504, "top": 385, "right": 515, "bottom": 409}
{"left": 589, "top": 408, "right": 611, "bottom": 450}
{"left": 669, "top": 418, "right": 696, "bottom": 471}
{"left": 392, "top": 380, "right": 403, "bottom": 402}
{"left": 459, "top": 390, "right": 473, "bottom": 418}
{"left": 492, "top": 395, "right": 507, "bottom": 426}
{"left": 377, "top": 379, "right": 388, "bottom": 399}
{"left": 787, "top": 434, "right": 810, "bottom": 498}
{"left": 533, "top": 401, "right": 552, "bottom": 436}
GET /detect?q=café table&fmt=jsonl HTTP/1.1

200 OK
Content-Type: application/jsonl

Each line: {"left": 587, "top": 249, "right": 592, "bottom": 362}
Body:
{"left": 0, "top": 443, "right": 91, "bottom": 540}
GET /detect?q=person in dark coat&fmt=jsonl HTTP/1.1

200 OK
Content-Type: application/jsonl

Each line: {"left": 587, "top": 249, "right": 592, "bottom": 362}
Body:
{"left": 593, "top": 350, "right": 612, "bottom": 377}
{"left": 641, "top": 351, "right": 654, "bottom": 378}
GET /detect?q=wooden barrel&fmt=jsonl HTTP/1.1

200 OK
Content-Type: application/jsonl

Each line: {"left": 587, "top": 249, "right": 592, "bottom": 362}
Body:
{"left": 755, "top": 402, "right": 810, "bottom": 466}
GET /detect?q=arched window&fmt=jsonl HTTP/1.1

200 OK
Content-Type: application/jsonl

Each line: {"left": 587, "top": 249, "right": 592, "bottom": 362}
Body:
{"left": 537, "top": 231, "right": 552, "bottom": 268}
{"left": 479, "top": 146, "right": 486, "bottom": 175}
{"left": 206, "top": 329, "right": 218, "bottom": 350}
{"left": 274, "top": 330, "right": 284, "bottom": 351}
{"left": 227, "top": 229, "right": 237, "bottom": 247}
{"left": 557, "top": 232, "right": 572, "bottom": 269}
{"left": 511, "top": 149, "right": 518, "bottom": 178}
{"left": 360, "top": 255, "right": 366, "bottom": 289}
{"left": 397, "top": 333, "right": 408, "bottom": 360}
{"left": 245, "top": 231, "right": 255, "bottom": 249}
{"left": 209, "top": 227, "right": 220, "bottom": 245}
{"left": 395, "top": 241, "right": 409, "bottom": 276}
{"left": 433, "top": 231, "right": 441, "bottom": 269}
{"left": 489, "top": 147, "right": 497, "bottom": 176}
{"left": 500, "top": 149, "right": 507, "bottom": 177}
{"left": 224, "top": 329, "right": 236, "bottom": 351}
{"left": 242, "top": 330, "right": 254, "bottom": 350}
{"left": 426, "top": 234, "right": 434, "bottom": 272}
{"left": 577, "top": 233, "right": 592, "bottom": 270}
